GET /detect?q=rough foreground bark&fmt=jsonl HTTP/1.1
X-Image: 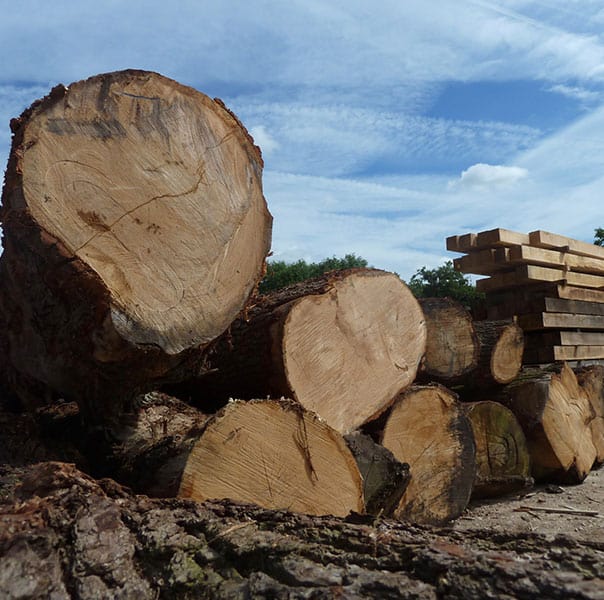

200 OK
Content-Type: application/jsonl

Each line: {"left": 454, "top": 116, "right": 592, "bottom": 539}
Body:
{"left": 1, "top": 462, "right": 603, "bottom": 600}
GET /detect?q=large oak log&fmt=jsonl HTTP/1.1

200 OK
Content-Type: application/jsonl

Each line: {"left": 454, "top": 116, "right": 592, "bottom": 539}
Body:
{"left": 380, "top": 384, "right": 476, "bottom": 525}
{"left": 497, "top": 364, "right": 597, "bottom": 483}
{"left": 0, "top": 70, "right": 271, "bottom": 415}
{"left": 196, "top": 269, "right": 426, "bottom": 434}
{"left": 462, "top": 401, "right": 532, "bottom": 498}
{"left": 576, "top": 365, "right": 604, "bottom": 465}
{"left": 418, "top": 297, "right": 479, "bottom": 383}
{"left": 2, "top": 462, "right": 603, "bottom": 599}
{"left": 179, "top": 399, "right": 364, "bottom": 517}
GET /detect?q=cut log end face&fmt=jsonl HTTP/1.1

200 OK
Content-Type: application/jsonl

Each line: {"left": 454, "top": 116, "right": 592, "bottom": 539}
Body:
{"left": 178, "top": 400, "right": 364, "bottom": 517}
{"left": 281, "top": 272, "right": 426, "bottom": 434}
{"left": 490, "top": 325, "right": 524, "bottom": 384}
{"left": 512, "top": 365, "right": 597, "bottom": 482}
{"left": 381, "top": 386, "right": 476, "bottom": 525}
{"left": 538, "top": 366, "right": 597, "bottom": 482}
{"left": 420, "top": 298, "right": 478, "bottom": 380}
{"left": 576, "top": 366, "right": 604, "bottom": 463}
{"left": 464, "top": 401, "right": 530, "bottom": 497}
{"left": 15, "top": 71, "right": 271, "bottom": 355}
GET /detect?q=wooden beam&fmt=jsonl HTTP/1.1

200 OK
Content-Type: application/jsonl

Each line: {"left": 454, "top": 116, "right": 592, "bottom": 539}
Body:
{"left": 525, "top": 345, "right": 604, "bottom": 363}
{"left": 447, "top": 229, "right": 529, "bottom": 253}
{"left": 487, "top": 296, "right": 604, "bottom": 320}
{"left": 477, "top": 265, "right": 604, "bottom": 293}
{"left": 518, "top": 311, "right": 604, "bottom": 331}
{"left": 529, "top": 230, "right": 604, "bottom": 261}
{"left": 507, "top": 245, "right": 604, "bottom": 275}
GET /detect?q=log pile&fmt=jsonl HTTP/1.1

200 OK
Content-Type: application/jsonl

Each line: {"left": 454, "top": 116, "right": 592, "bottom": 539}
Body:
{"left": 448, "top": 227, "right": 604, "bottom": 364}
{"left": 0, "top": 70, "right": 602, "bottom": 559}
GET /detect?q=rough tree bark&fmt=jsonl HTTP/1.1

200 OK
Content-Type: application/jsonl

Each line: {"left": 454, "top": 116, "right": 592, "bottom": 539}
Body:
{"left": 380, "top": 385, "right": 476, "bottom": 525}
{"left": 0, "top": 70, "right": 272, "bottom": 417}
{"left": 496, "top": 364, "right": 597, "bottom": 483}
{"left": 194, "top": 269, "right": 426, "bottom": 434}
{"left": 1, "top": 461, "right": 602, "bottom": 599}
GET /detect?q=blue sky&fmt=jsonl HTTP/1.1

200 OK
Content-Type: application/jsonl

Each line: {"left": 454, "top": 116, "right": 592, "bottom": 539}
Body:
{"left": 2, "top": 0, "right": 604, "bottom": 279}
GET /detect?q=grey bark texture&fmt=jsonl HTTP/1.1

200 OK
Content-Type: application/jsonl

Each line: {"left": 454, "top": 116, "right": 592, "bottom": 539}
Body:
{"left": 1, "top": 461, "right": 603, "bottom": 600}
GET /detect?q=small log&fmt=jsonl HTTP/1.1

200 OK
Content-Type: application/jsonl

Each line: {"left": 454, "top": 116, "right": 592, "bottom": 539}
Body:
{"left": 0, "top": 70, "right": 271, "bottom": 416}
{"left": 380, "top": 384, "right": 476, "bottom": 525}
{"left": 497, "top": 364, "right": 597, "bottom": 483}
{"left": 470, "top": 320, "right": 524, "bottom": 386}
{"left": 575, "top": 365, "right": 604, "bottom": 465}
{"left": 462, "top": 401, "right": 532, "bottom": 498}
{"left": 418, "top": 298, "right": 479, "bottom": 383}
{"left": 344, "top": 431, "right": 410, "bottom": 517}
{"left": 179, "top": 399, "right": 364, "bottom": 517}
{"left": 196, "top": 269, "right": 426, "bottom": 434}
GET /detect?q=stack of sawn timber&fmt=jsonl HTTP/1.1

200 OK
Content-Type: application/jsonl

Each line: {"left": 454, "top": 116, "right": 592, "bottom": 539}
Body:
{"left": 448, "top": 228, "right": 604, "bottom": 365}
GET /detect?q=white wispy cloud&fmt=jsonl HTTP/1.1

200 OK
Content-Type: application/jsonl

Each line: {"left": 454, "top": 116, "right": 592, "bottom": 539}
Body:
{"left": 1, "top": 1, "right": 604, "bottom": 278}
{"left": 547, "top": 84, "right": 601, "bottom": 103}
{"left": 451, "top": 163, "right": 530, "bottom": 190}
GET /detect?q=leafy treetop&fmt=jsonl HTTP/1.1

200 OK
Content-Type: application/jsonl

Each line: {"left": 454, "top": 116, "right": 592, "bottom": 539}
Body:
{"left": 259, "top": 254, "right": 368, "bottom": 293}
{"left": 407, "top": 260, "right": 484, "bottom": 310}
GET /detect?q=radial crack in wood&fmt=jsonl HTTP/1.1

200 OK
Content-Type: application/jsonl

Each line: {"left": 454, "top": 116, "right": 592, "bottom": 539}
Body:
{"left": 0, "top": 70, "right": 272, "bottom": 412}
{"left": 179, "top": 399, "right": 364, "bottom": 517}
{"left": 195, "top": 269, "right": 426, "bottom": 434}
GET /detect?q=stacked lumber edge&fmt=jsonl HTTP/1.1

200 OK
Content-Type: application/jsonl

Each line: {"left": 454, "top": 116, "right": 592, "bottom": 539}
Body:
{"left": 448, "top": 228, "right": 604, "bottom": 365}
{"left": 0, "top": 72, "right": 602, "bottom": 531}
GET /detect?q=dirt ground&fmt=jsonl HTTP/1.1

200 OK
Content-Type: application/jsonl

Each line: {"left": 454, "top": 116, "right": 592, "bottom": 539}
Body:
{"left": 453, "top": 464, "right": 604, "bottom": 541}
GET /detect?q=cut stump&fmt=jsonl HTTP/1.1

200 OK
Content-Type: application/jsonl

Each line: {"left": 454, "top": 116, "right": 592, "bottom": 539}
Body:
{"left": 381, "top": 384, "right": 476, "bottom": 525}
{"left": 0, "top": 70, "right": 271, "bottom": 414}
{"left": 179, "top": 399, "right": 364, "bottom": 517}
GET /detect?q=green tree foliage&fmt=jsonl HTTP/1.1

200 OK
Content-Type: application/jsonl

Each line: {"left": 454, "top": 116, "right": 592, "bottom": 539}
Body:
{"left": 259, "top": 254, "right": 368, "bottom": 293}
{"left": 595, "top": 227, "right": 604, "bottom": 247}
{"left": 407, "top": 260, "right": 484, "bottom": 310}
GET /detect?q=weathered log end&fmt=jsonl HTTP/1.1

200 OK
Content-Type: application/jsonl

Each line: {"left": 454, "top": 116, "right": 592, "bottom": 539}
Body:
{"left": 418, "top": 297, "right": 479, "bottom": 383}
{"left": 344, "top": 431, "right": 410, "bottom": 517}
{"left": 381, "top": 385, "right": 476, "bottom": 525}
{"left": 499, "top": 364, "right": 597, "bottom": 483}
{"left": 463, "top": 400, "right": 532, "bottom": 498}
